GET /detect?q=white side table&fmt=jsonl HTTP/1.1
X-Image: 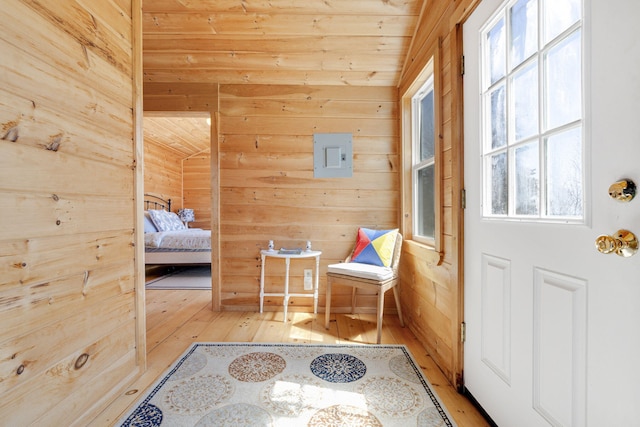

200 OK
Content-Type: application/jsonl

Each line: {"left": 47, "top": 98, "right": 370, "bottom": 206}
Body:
{"left": 259, "top": 250, "right": 322, "bottom": 322}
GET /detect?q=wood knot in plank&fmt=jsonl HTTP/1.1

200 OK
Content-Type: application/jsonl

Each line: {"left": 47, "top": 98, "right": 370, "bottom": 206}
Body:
{"left": 2, "top": 122, "right": 19, "bottom": 142}
{"left": 74, "top": 353, "right": 90, "bottom": 370}
{"left": 46, "top": 135, "right": 63, "bottom": 152}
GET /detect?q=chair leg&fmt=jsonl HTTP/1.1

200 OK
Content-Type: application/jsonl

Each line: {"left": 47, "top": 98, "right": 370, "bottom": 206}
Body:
{"left": 376, "top": 289, "right": 385, "bottom": 344}
{"left": 325, "top": 281, "right": 332, "bottom": 330}
{"left": 392, "top": 286, "right": 404, "bottom": 327}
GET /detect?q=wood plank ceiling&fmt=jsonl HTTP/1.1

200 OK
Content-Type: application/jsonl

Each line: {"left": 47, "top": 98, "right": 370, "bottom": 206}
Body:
{"left": 142, "top": 1, "right": 422, "bottom": 157}
{"left": 143, "top": 114, "right": 210, "bottom": 157}
{"left": 142, "top": 0, "right": 422, "bottom": 87}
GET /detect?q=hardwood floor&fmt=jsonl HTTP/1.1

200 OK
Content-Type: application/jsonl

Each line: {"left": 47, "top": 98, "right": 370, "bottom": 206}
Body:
{"left": 90, "top": 288, "right": 489, "bottom": 426}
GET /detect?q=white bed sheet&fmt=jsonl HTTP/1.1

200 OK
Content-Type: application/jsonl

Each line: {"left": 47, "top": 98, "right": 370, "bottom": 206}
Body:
{"left": 144, "top": 229, "right": 211, "bottom": 250}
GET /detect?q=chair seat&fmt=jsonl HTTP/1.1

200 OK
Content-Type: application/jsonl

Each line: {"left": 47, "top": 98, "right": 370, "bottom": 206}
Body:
{"left": 327, "top": 262, "right": 395, "bottom": 281}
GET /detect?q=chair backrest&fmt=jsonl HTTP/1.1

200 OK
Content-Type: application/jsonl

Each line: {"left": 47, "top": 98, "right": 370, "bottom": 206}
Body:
{"left": 388, "top": 233, "right": 403, "bottom": 274}
{"left": 345, "top": 233, "right": 403, "bottom": 273}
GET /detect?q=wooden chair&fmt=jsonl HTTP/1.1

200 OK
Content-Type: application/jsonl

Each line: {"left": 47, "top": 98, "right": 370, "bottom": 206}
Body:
{"left": 324, "top": 233, "right": 404, "bottom": 343}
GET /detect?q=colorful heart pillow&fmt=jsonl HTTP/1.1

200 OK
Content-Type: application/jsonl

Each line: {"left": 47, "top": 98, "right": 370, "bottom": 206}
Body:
{"left": 351, "top": 228, "right": 399, "bottom": 267}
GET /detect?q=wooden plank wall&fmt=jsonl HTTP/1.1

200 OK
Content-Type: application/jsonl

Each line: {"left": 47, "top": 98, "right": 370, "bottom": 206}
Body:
{"left": 0, "top": 0, "right": 140, "bottom": 425}
{"left": 218, "top": 84, "right": 400, "bottom": 312}
{"left": 143, "top": 138, "right": 183, "bottom": 211}
{"left": 183, "top": 155, "right": 212, "bottom": 229}
{"left": 397, "top": 0, "right": 480, "bottom": 388}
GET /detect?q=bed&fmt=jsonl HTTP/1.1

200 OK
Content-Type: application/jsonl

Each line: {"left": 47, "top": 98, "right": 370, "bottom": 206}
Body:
{"left": 143, "top": 194, "right": 211, "bottom": 265}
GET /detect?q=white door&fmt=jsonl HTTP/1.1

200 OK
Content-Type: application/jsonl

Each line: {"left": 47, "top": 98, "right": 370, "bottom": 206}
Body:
{"left": 464, "top": 0, "right": 640, "bottom": 426}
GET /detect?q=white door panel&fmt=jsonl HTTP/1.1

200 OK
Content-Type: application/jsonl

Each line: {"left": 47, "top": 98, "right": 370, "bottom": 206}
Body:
{"left": 464, "top": 0, "right": 640, "bottom": 425}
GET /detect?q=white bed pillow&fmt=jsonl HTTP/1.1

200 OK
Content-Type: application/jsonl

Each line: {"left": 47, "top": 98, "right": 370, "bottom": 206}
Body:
{"left": 143, "top": 211, "right": 159, "bottom": 233}
{"left": 147, "top": 209, "right": 186, "bottom": 232}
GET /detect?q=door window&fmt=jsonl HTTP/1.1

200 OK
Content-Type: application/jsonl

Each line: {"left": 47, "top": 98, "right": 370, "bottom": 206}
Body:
{"left": 480, "top": 0, "right": 583, "bottom": 220}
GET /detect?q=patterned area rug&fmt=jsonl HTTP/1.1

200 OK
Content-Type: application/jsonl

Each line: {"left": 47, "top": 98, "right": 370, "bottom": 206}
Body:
{"left": 145, "top": 266, "right": 211, "bottom": 290}
{"left": 118, "top": 343, "right": 457, "bottom": 426}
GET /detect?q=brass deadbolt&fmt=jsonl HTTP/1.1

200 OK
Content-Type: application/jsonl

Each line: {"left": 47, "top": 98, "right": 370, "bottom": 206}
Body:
{"left": 608, "top": 179, "right": 636, "bottom": 202}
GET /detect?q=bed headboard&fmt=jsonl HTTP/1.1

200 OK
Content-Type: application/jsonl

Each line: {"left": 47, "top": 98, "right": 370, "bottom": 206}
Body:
{"left": 144, "top": 193, "right": 172, "bottom": 212}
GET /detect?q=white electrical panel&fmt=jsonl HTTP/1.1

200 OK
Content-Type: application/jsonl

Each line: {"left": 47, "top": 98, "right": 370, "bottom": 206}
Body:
{"left": 313, "top": 133, "right": 352, "bottom": 178}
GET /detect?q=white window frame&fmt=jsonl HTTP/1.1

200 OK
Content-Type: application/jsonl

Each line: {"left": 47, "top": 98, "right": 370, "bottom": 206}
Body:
{"left": 412, "top": 76, "right": 437, "bottom": 245}
{"left": 401, "top": 55, "right": 442, "bottom": 256}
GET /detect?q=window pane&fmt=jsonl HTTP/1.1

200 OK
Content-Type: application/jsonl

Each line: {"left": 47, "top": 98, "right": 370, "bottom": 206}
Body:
{"left": 515, "top": 142, "right": 539, "bottom": 215}
{"left": 420, "top": 89, "right": 435, "bottom": 161}
{"left": 490, "top": 84, "right": 507, "bottom": 149}
{"left": 544, "top": 0, "right": 580, "bottom": 43}
{"left": 512, "top": 60, "right": 539, "bottom": 141}
{"left": 545, "top": 29, "right": 581, "bottom": 130}
{"left": 490, "top": 152, "right": 508, "bottom": 215}
{"left": 546, "top": 128, "right": 582, "bottom": 216}
{"left": 488, "top": 17, "right": 506, "bottom": 85}
{"left": 510, "top": 0, "right": 538, "bottom": 69}
{"left": 417, "top": 165, "right": 435, "bottom": 238}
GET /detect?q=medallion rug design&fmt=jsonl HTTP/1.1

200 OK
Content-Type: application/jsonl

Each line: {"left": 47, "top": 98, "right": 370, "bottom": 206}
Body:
{"left": 118, "top": 343, "right": 457, "bottom": 426}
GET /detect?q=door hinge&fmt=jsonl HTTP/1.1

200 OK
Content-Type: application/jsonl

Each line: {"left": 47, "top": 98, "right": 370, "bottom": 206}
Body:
{"left": 461, "top": 189, "right": 466, "bottom": 209}
{"left": 461, "top": 55, "right": 465, "bottom": 76}
{"left": 455, "top": 372, "right": 465, "bottom": 393}
{"left": 461, "top": 321, "right": 466, "bottom": 343}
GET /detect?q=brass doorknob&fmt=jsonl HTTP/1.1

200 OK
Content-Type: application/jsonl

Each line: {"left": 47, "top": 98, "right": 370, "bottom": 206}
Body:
{"left": 595, "top": 229, "right": 638, "bottom": 257}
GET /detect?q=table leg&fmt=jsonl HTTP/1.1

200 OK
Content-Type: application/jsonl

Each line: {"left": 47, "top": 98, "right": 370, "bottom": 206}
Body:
{"left": 313, "top": 255, "right": 319, "bottom": 314}
{"left": 259, "top": 254, "right": 265, "bottom": 313}
{"left": 283, "top": 257, "right": 290, "bottom": 323}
